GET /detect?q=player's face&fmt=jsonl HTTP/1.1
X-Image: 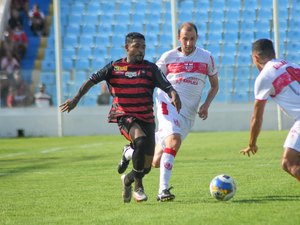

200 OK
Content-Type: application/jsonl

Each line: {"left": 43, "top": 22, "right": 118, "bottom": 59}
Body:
{"left": 126, "top": 38, "right": 145, "bottom": 64}
{"left": 178, "top": 27, "right": 198, "bottom": 56}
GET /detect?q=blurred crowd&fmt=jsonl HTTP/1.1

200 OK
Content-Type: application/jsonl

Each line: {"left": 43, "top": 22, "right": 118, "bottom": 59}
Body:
{"left": 0, "top": 0, "right": 50, "bottom": 108}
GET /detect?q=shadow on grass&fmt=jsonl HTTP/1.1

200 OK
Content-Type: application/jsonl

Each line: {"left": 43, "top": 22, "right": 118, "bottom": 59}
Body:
{"left": 233, "top": 195, "right": 300, "bottom": 203}
{"left": 0, "top": 155, "right": 103, "bottom": 178}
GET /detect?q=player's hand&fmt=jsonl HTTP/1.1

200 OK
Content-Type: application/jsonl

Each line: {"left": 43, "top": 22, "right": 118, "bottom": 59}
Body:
{"left": 170, "top": 89, "right": 181, "bottom": 113}
{"left": 198, "top": 104, "right": 208, "bottom": 120}
{"left": 59, "top": 98, "right": 78, "bottom": 113}
{"left": 240, "top": 145, "right": 258, "bottom": 157}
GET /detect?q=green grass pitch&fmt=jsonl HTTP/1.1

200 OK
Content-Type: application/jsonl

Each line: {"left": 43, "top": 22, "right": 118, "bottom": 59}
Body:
{"left": 0, "top": 131, "right": 299, "bottom": 225}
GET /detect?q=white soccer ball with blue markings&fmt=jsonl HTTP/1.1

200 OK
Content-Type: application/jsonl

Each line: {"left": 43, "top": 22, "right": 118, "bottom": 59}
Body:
{"left": 209, "top": 174, "right": 236, "bottom": 201}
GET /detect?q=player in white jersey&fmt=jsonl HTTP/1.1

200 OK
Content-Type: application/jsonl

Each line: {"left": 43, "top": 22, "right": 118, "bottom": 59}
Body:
{"left": 241, "top": 39, "right": 300, "bottom": 183}
{"left": 117, "top": 22, "right": 219, "bottom": 201}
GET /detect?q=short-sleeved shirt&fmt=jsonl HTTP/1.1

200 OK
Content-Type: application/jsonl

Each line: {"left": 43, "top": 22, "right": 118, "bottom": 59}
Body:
{"left": 156, "top": 47, "right": 218, "bottom": 120}
{"left": 255, "top": 59, "right": 300, "bottom": 121}
{"left": 89, "top": 58, "right": 173, "bottom": 123}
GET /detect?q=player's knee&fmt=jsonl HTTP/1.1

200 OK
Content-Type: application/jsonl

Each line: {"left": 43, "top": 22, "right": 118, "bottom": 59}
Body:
{"left": 281, "top": 158, "right": 289, "bottom": 172}
{"left": 133, "top": 136, "right": 148, "bottom": 155}
{"left": 152, "top": 160, "right": 160, "bottom": 168}
{"left": 152, "top": 155, "right": 161, "bottom": 168}
{"left": 143, "top": 167, "right": 151, "bottom": 175}
{"left": 166, "top": 134, "right": 182, "bottom": 150}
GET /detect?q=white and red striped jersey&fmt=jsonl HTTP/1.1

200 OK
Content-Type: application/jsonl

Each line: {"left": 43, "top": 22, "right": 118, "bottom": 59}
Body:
{"left": 255, "top": 59, "right": 300, "bottom": 120}
{"left": 156, "top": 47, "right": 218, "bottom": 120}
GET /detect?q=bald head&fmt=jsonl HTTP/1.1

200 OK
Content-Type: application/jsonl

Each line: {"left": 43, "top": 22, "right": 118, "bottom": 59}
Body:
{"left": 178, "top": 22, "right": 198, "bottom": 37}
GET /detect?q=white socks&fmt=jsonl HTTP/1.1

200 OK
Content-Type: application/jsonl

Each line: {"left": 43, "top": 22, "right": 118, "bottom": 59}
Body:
{"left": 159, "top": 148, "right": 177, "bottom": 193}
{"left": 124, "top": 146, "right": 134, "bottom": 161}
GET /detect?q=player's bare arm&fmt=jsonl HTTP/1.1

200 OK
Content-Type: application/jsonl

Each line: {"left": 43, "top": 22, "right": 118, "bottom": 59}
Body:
{"left": 59, "top": 79, "right": 95, "bottom": 113}
{"left": 198, "top": 75, "right": 219, "bottom": 120}
{"left": 240, "top": 99, "right": 266, "bottom": 157}
{"left": 168, "top": 87, "right": 181, "bottom": 113}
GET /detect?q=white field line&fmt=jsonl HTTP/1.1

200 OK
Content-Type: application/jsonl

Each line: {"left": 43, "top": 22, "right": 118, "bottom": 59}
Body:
{"left": 0, "top": 143, "right": 104, "bottom": 159}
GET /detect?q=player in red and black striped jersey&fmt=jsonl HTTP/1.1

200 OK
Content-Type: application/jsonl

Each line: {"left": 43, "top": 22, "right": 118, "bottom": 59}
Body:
{"left": 60, "top": 32, "right": 181, "bottom": 203}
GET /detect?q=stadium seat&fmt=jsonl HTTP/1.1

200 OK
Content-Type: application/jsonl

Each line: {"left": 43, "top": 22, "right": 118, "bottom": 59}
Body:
{"left": 62, "top": 48, "right": 76, "bottom": 60}
{"left": 90, "top": 57, "right": 106, "bottom": 71}
{"left": 40, "top": 72, "right": 56, "bottom": 85}
{"left": 209, "top": 10, "right": 224, "bottom": 23}
{"left": 208, "top": 21, "right": 223, "bottom": 34}
{"left": 207, "top": 31, "right": 222, "bottom": 44}
{"left": 74, "top": 59, "right": 90, "bottom": 71}
{"left": 178, "top": 11, "right": 193, "bottom": 24}
{"left": 100, "top": 2, "right": 115, "bottom": 12}
{"left": 113, "top": 24, "right": 128, "bottom": 35}
{"left": 128, "top": 23, "right": 143, "bottom": 33}
{"left": 35, "top": 0, "right": 297, "bottom": 104}
{"left": 223, "top": 31, "right": 238, "bottom": 45}
{"left": 79, "top": 35, "right": 95, "bottom": 48}
{"left": 114, "top": 13, "right": 130, "bottom": 25}
{"left": 81, "top": 24, "right": 97, "bottom": 36}
{"left": 62, "top": 59, "right": 74, "bottom": 70}
{"left": 68, "top": 14, "right": 83, "bottom": 27}
{"left": 130, "top": 13, "right": 145, "bottom": 24}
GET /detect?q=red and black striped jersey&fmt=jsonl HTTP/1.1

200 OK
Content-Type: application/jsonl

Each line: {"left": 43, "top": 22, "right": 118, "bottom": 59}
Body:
{"left": 89, "top": 58, "right": 172, "bottom": 123}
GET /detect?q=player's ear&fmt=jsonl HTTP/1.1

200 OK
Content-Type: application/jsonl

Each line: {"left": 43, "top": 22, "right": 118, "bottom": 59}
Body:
{"left": 125, "top": 43, "right": 129, "bottom": 52}
{"left": 252, "top": 53, "right": 259, "bottom": 64}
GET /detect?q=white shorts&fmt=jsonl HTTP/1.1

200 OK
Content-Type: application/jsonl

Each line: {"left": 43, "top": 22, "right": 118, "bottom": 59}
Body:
{"left": 155, "top": 100, "right": 194, "bottom": 147}
{"left": 284, "top": 120, "right": 300, "bottom": 152}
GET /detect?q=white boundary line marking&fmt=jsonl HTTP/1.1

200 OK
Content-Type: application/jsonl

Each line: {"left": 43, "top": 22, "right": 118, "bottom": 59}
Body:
{"left": 0, "top": 143, "right": 105, "bottom": 159}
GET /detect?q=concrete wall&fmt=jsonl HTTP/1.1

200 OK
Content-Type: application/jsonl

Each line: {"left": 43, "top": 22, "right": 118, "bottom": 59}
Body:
{"left": 0, "top": 102, "right": 294, "bottom": 138}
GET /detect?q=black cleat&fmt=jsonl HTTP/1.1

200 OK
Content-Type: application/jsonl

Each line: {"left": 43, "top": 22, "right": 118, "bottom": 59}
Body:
{"left": 117, "top": 145, "right": 131, "bottom": 174}
{"left": 157, "top": 187, "right": 175, "bottom": 202}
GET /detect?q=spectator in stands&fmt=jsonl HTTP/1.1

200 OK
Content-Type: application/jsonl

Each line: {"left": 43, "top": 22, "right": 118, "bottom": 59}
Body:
{"left": 0, "top": 74, "right": 10, "bottom": 107}
{"left": 0, "top": 31, "right": 19, "bottom": 61}
{"left": 8, "top": 8, "right": 24, "bottom": 31}
{"left": 34, "top": 83, "right": 52, "bottom": 107}
{"left": 6, "top": 86, "right": 16, "bottom": 108}
{"left": 1, "top": 52, "right": 20, "bottom": 76}
{"left": 11, "top": 0, "right": 29, "bottom": 18}
{"left": 241, "top": 39, "right": 300, "bottom": 183}
{"left": 11, "top": 22, "right": 28, "bottom": 60}
{"left": 28, "top": 4, "right": 45, "bottom": 36}
{"left": 10, "top": 70, "right": 32, "bottom": 107}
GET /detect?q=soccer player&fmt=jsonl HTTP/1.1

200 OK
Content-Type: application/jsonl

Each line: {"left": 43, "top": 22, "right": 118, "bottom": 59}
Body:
{"left": 118, "top": 22, "right": 219, "bottom": 201}
{"left": 240, "top": 39, "right": 300, "bottom": 182}
{"left": 60, "top": 32, "right": 181, "bottom": 203}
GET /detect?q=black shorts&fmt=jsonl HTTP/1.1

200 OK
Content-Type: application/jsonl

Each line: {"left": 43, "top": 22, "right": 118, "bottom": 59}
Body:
{"left": 117, "top": 116, "right": 156, "bottom": 154}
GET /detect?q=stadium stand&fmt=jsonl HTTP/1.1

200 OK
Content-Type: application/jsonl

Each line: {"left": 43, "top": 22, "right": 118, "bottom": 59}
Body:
{"left": 12, "top": 0, "right": 300, "bottom": 107}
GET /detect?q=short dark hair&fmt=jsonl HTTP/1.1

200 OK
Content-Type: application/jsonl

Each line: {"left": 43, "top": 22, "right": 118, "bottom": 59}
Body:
{"left": 252, "top": 39, "right": 275, "bottom": 59}
{"left": 178, "top": 22, "right": 198, "bottom": 36}
{"left": 125, "top": 32, "right": 145, "bottom": 45}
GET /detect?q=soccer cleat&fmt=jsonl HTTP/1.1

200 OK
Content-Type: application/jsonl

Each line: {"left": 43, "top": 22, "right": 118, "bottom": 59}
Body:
{"left": 117, "top": 145, "right": 131, "bottom": 174}
{"left": 133, "top": 188, "right": 148, "bottom": 202}
{"left": 121, "top": 174, "right": 132, "bottom": 203}
{"left": 157, "top": 187, "right": 175, "bottom": 202}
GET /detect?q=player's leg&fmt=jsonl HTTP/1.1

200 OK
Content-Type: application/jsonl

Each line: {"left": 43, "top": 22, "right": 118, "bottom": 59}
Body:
{"left": 152, "top": 143, "right": 164, "bottom": 168}
{"left": 157, "top": 133, "right": 181, "bottom": 201}
{"left": 281, "top": 148, "right": 300, "bottom": 181}
{"left": 118, "top": 117, "right": 147, "bottom": 202}
{"left": 282, "top": 121, "right": 300, "bottom": 182}
{"left": 117, "top": 144, "right": 134, "bottom": 174}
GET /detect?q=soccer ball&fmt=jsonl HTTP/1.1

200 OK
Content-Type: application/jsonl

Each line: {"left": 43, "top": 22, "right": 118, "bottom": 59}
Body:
{"left": 209, "top": 174, "right": 236, "bottom": 201}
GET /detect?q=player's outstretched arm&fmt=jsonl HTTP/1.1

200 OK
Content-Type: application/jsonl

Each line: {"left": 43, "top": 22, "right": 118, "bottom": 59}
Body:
{"left": 59, "top": 79, "right": 95, "bottom": 113}
{"left": 240, "top": 145, "right": 258, "bottom": 157}
{"left": 240, "top": 100, "right": 266, "bottom": 157}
